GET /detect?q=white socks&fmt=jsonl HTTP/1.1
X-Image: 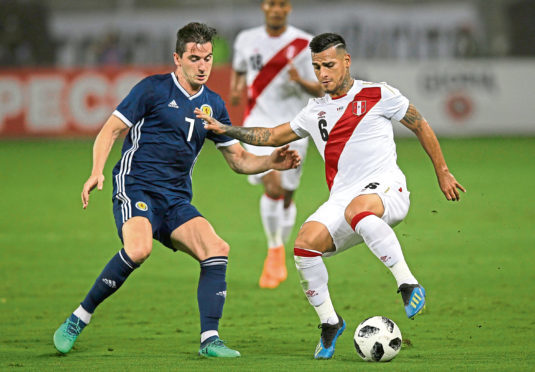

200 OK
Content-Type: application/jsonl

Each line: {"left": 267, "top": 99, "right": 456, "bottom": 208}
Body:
{"left": 354, "top": 214, "right": 417, "bottom": 287}
{"left": 74, "top": 305, "right": 92, "bottom": 324}
{"left": 389, "top": 260, "right": 418, "bottom": 288}
{"left": 260, "top": 194, "right": 283, "bottom": 248}
{"left": 281, "top": 202, "right": 297, "bottom": 244}
{"left": 294, "top": 254, "right": 338, "bottom": 325}
{"left": 201, "top": 330, "right": 219, "bottom": 343}
{"left": 260, "top": 195, "right": 297, "bottom": 248}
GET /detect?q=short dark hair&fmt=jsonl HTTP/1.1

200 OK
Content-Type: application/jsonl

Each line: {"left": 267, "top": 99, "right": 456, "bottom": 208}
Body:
{"left": 309, "top": 33, "right": 347, "bottom": 53}
{"left": 175, "top": 22, "right": 217, "bottom": 56}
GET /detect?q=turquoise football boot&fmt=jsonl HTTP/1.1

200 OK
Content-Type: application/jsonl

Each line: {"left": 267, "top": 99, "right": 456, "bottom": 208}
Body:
{"left": 398, "top": 284, "right": 426, "bottom": 319}
{"left": 53, "top": 314, "right": 87, "bottom": 354}
{"left": 198, "top": 337, "right": 241, "bottom": 358}
{"left": 314, "top": 314, "right": 346, "bottom": 359}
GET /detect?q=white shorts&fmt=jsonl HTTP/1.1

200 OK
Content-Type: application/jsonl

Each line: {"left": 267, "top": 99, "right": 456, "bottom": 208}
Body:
{"left": 244, "top": 137, "right": 308, "bottom": 191}
{"left": 305, "top": 172, "right": 410, "bottom": 257}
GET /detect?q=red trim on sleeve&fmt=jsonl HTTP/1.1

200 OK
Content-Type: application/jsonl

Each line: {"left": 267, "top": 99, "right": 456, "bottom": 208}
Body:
{"left": 244, "top": 38, "right": 309, "bottom": 121}
{"left": 350, "top": 211, "right": 375, "bottom": 230}
{"left": 294, "top": 247, "right": 323, "bottom": 257}
{"left": 324, "top": 87, "right": 381, "bottom": 190}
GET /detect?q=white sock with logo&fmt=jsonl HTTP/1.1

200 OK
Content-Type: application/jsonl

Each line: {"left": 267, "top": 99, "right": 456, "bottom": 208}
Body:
{"left": 354, "top": 214, "right": 417, "bottom": 287}
{"left": 294, "top": 254, "right": 338, "bottom": 325}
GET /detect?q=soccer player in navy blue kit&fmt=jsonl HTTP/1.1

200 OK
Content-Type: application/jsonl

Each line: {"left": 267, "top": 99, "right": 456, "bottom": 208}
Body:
{"left": 53, "top": 23, "right": 300, "bottom": 358}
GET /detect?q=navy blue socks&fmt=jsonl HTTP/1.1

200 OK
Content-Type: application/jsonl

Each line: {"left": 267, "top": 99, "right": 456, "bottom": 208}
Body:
{"left": 197, "top": 256, "right": 228, "bottom": 334}
{"left": 81, "top": 248, "right": 139, "bottom": 313}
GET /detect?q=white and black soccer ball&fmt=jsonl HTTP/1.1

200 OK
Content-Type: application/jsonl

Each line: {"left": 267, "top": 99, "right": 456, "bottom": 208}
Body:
{"left": 353, "top": 316, "right": 402, "bottom": 362}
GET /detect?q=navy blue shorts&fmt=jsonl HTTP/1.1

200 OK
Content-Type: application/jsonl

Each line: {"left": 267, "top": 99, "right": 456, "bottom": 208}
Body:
{"left": 112, "top": 187, "right": 202, "bottom": 250}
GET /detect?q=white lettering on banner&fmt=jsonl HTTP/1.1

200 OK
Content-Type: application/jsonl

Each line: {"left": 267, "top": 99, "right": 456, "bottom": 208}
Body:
{"left": 357, "top": 60, "right": 535, "bottom": 136}
{"left": 0, "top": 77, "right": 23, "bottom": 130}
{"left": 27, "top": 76, "right": 65, "bottom": 131}
{"left": 69, "top": 74, "right": 109, "bottom": 130}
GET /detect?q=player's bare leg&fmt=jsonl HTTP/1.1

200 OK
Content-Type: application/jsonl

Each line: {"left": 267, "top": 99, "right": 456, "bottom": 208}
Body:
{"left": 171, "top": 217, "right": 240, "bottom": 358}
{"left": 258, "top": 171, "right": 287, "bottom": 288}
{"left": 293, "top": 222, "right": 345, "bottom": 359}
{"left": 54, "top": 217, "right": 149, "bottom": 353}
{"left": 345, "top": 194, "right": 425, "bottom": 318}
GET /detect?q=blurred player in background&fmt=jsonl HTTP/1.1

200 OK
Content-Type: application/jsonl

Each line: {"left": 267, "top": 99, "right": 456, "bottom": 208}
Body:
{"left": 198, "top": 32, "right": 465, "bottom": 359}
{"left": 53, "top": 22, "right": 300, "bottom": 358}
{"left": 230, "top": 0, "right": 323, "bottom": 289}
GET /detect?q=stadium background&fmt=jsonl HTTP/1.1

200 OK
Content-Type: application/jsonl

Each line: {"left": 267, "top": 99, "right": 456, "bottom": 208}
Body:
{"left": 1, "top": 0, "right": 534, "bottom": 370}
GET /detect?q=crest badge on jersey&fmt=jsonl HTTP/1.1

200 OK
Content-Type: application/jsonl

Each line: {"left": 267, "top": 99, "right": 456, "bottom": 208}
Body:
{"left": 135, "top": 201, "right": 148, "bottom": 211}
{"left": 352, "top": 100, "right": 367, "bottom": 116}
{"left": 200, "top": 104, "right": 213, "bottom": 117}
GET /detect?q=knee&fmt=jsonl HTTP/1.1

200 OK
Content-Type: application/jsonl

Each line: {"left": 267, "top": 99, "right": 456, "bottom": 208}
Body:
{"left": 264, "top": 180, "right": 283, "bottom": 199}
{"left": 125, "top": 243, "right": 152, "bottom": 264}
{"left": 295, "top": 229, "right": 324, "bottom": 253}
{"left": 211, "top": 239, "right": 230, "bottom": 257}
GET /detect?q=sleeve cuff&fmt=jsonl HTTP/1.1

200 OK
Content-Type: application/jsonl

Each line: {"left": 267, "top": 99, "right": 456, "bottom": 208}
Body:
{"left": 392, "top": 98, "right": 410, "bottom": 122}
{"left": 113, "top": 110, "right": 134, "bottom": 128}
{"left": 215, "top": 139, "right": 239, "bottom": 148}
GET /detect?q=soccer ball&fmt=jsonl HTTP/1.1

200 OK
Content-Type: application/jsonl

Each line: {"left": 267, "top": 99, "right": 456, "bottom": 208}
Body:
{"left": 353, "top": 316, "right": 402, "bottom": 362}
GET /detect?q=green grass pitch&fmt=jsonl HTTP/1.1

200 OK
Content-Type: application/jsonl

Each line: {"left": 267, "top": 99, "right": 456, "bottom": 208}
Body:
{"left": 0, "top": 137, "right": 534, "bottom": 371}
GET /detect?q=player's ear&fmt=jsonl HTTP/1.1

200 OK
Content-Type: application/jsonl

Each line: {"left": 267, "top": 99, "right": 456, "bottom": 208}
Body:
{"left": 173, "top": 52, "right": 182, "bottom": 67}
{"left": 344, "top": 53, "right": 351, "bottom": 68}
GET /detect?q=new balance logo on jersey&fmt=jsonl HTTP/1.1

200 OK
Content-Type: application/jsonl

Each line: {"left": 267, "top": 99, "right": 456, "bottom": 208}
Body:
{"left": 102, "top": 278, "right": 117, "bottom": 288}
{"left": 216, "top": 291, "right": 227, "bottom": 298}
{"left": 168, "top": 100, "right": 179, "bottom": 109}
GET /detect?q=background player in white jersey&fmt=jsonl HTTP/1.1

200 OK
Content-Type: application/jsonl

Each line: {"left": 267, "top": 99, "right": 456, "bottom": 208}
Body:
{"left": 230, "top": 0, "right": 323, "bottom": 289}
{"left": 198, "top": 32, "right": 465, "bottom": 359}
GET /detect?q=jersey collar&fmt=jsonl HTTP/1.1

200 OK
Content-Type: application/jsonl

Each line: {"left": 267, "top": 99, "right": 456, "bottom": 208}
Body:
{"left": 171, "top": 72, "right": 204, "bottom": 100}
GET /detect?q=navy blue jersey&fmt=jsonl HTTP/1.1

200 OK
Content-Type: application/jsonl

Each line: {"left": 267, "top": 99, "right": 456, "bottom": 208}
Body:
{"left": 111, "top": 73, "right": 237, "bottom": 201}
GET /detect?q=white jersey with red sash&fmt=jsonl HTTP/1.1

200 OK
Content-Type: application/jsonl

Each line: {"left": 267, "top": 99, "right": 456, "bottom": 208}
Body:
{"left": 233, "top": 25, "right": 316, "bottom": 127}
{"left": 289, "top": 80, "right": 410, "bottom": 196}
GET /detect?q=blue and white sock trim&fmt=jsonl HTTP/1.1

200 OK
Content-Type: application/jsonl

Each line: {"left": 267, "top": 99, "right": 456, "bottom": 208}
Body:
{"left": 119, "top": 248, "right": 139, "bottom": 269}
{"left": 200, "top": 256, "right": 228, "bottom": 267}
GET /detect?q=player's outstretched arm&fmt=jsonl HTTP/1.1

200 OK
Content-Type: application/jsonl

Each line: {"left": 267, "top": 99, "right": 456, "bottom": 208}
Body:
{"left": 81, "top": 115, "right": 129, "bottom": 209}
{"left": 219, "top": 143, "right": 301, "bottom": 175}
{"left": 400, "top": 104, "right": 466, "bottom": 201}
{"left": 194, "top": 108, "right": 301, "bottom": 146}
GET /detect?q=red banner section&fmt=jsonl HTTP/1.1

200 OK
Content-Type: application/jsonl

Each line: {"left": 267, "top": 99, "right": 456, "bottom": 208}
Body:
{"left": 0, "top": 65, "right": 245, "bottom": 138}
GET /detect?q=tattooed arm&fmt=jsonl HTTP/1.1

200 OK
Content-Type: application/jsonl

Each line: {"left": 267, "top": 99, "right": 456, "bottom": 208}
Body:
{"left": 400, "top": 104, "right": 466, "bottom": 201}
{"left": 194, "top": 108, "right": 301, "bottom": 146}
{"left": 218, "top": 143, "right": 301, "bottom": 174}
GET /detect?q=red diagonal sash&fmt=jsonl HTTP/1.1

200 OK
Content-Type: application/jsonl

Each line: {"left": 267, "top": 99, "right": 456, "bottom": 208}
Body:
{"left": 244, "top": 38, "right": 309, "bottom": 120}
{"left": 324, "top": 87, "right": 382, "bottom": 190}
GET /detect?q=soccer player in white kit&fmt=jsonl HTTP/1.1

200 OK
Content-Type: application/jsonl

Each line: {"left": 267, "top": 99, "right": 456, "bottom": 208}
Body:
{"left": 230, "top": 0, "right": 323, "bottom": 289}
{"left": 198, "top": 33, "right": 465, "bottom": 359}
